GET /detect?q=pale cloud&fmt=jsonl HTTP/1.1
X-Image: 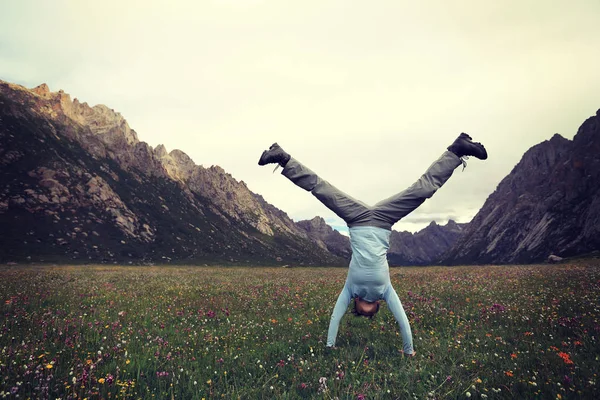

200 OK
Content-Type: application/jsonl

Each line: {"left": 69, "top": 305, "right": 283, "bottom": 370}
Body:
{"left": 2, "top": 0, "right": 599, "bottom": 232}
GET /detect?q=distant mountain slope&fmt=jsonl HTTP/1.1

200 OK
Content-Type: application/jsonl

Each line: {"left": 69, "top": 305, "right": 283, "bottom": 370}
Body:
{"left": 442, "top": 109, "right": 600, "bottom": 264}
{"left": 387, "top": 220, "right": 466, "bottom": 266}
{"left": 295, "top": 217, "right": 466, "bottom": 266}
{"left": 0, "top": 80, "right": 344, "bottom": 265}
{"left": 296, "top": 217, "right": 352, "bottom": 259}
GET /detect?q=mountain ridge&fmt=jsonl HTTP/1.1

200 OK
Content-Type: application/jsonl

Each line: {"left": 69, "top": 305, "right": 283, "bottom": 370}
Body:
{"left": 0, "top": 80, "right": 344, "bottom": 265}
{"left": 3, "top": 79, "right": 598, "bottom": 265}
{"left": 295, "top": 216, "right": 466, "bottom": 266}
{"left": 441, "top": 109, "right": 600, "bottom": 264}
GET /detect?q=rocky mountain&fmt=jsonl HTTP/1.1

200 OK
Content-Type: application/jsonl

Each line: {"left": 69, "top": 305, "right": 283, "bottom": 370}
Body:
{"left": 296, "top": 217, "right": 352, "bottom": 259}
{"left": 442, "top": 109, "right": 600, "bottom": 264}
{"left": 0, "top": 80, "right": 345, "bottom": 266}
{"left": 387, "top": 220, "right": 466, "bottom": 265}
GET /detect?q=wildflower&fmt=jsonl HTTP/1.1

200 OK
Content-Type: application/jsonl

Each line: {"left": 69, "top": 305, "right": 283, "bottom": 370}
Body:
{"left": 318, "top": 377, "right": 328, "bottom": 394}
{"left": 505, "top": 371, "right": 514, "bottom": 377}
{"left": 466, "top": 392, "right": 471, "bottom": 398}
{"left": 98, "top": 378, "right": 105, "bottom": 384}
{"left": 511, "top": 353, "right": 518, "bottom": 359}
{"left": 476, "top": 378, "right": 482, "bottom": 384}
{"left": 46, "top": 364, "right": 53, "bottom": 369}
{"left": 558, "top": 352, "right": 574, "bottom": 365}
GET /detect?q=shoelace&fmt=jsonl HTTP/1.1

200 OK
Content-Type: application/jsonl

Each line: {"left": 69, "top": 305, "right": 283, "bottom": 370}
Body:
{"left": 273, "top": 164, "right": 281, "bottom": 173}
{"left": 460, "top": 156, "right": 469, "bottom": 171}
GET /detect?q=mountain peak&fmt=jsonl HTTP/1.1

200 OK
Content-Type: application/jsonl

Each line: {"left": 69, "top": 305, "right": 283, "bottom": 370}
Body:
{"left": 446, "top": 219, "right": 458, "bottom": 227}
{"left": 296, "top": 217, "right": 351, "bottom": 259}
{"left": 155, "top": 144, "right": 168, "bottom": 158}
{"left": 32, "top": 83, "right": 50, "bottom": 96}
{"left": 310, "top": 216, "right": 327, "bottom": 224}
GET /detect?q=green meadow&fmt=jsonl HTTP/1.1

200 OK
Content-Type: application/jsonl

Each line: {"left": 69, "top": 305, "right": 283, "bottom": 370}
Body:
{"left": 1, "top": 262, "right": 599, "bottom": 399}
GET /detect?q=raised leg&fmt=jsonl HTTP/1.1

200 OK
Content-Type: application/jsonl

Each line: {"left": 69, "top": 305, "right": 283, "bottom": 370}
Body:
{"left": 371, "top": 151, "right": 462, "bottom": 226}
{"left": 282, "top": 157, "right": 371, "bottom": 225}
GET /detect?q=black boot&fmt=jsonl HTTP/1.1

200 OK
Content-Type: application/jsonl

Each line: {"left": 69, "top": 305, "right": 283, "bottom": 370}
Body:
{"left": 258, "top": 143, "right": 291, "bottom": 167}
{"left": 447, "top": 133, "right": 488, "bottom": 160}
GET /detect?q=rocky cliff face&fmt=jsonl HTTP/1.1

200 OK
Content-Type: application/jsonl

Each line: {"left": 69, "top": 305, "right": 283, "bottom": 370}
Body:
{"left": 0, "top": 80, "right": 344, "bottom": 265}
{"left": 442, "top": 109, "right": 600, "bottom": 264}
{"left": 387, "top": 220, "right": 466, "bottom": 265}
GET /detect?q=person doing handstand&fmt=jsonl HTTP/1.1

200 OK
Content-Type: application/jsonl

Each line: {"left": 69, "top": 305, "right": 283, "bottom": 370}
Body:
{"left": 258, "top": 133, "right": 487, "bottom": 356}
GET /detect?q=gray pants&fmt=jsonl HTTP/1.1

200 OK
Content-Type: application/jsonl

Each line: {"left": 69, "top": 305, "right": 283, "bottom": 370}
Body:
{"left": 282, "top": 151, "right": 462, "bottom": 230}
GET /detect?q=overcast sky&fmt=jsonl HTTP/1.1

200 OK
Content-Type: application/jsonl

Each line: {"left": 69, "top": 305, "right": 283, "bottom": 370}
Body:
{"left": 2, "top": 0, "right": 599, "bottom": 234}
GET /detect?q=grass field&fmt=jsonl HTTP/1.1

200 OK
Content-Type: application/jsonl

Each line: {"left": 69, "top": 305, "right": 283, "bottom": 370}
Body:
{"left": 1, "top": 262, "right": 599, "bottom": 399}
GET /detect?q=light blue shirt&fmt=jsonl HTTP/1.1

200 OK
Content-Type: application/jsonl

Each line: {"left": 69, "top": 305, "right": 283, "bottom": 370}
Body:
{"left": 326, "top": 226, "right": 414, "bottom": 354}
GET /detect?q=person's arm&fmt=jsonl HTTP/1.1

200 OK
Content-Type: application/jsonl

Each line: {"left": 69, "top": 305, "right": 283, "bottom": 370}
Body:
{"left": 326, "top": 284, "right": 352, "bottom": 347}
{"left": 383, "top": 285, "right": 415, "bottom": 355}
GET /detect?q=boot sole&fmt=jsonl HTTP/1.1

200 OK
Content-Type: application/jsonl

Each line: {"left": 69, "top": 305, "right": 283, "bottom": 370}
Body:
{"left": 457, "top": 139, "right": 487, "bottom": 160}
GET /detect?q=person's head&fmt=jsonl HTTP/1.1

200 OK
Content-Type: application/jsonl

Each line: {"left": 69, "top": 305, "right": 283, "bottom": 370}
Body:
{"left": 352, "top": 297, "right": 380, "bottom": 318}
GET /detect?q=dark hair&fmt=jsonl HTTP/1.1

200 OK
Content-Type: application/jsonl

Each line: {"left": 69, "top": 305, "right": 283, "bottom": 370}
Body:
{"left": 351, "top": 298, "right": 380, "bottom": 319}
